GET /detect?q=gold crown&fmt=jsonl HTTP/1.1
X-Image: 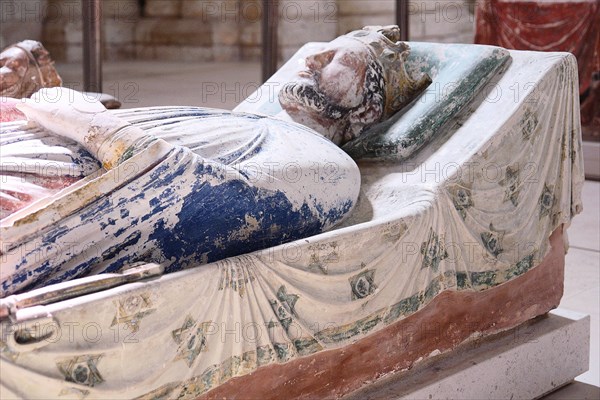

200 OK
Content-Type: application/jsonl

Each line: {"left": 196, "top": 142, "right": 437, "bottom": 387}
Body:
{"left": 347, "top": 25, "right": 431, "bottom": 118}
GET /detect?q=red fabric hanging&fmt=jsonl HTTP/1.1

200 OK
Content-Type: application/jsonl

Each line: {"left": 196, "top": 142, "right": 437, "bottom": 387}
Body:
{"left": 475, "top": 0, "right": 599, "bottom": 137}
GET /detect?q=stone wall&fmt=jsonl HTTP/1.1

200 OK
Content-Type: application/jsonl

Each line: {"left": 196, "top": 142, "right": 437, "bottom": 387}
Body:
{"left": 338, "top": 0, "right": 475, "bottom": 43}
{"left": 0, "top": 0, "right": 47, "bottom": 49}
{"left": 41, "top": 0, "right": 139, "bottom": 63}
{"left": 133, "top": 0, "right": 338, "bottom": 63}
{"left": 278, "top": 0, "right": 338, "bottom": 62}
{"left": 409, "top": 0, "right": 476, "bottom": 43}
{"left": 136, "top": 0, "right": 238, "bottom": 62}
{"left": 1, "top": 0, "right": 475, "bottom": 63}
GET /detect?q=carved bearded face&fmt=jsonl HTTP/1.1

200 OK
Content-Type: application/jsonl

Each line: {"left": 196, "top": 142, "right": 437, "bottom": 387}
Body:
{"left": 279, "top": 36, "right": 385, "bottom": 146}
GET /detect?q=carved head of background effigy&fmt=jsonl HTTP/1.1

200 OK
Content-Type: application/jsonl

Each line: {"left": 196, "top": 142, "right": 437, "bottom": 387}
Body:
{"left": 0, "top": 40, "right": 62, "bottom": 99}
{"left": 279, "top": 25, "right": 432, "bottom": 146}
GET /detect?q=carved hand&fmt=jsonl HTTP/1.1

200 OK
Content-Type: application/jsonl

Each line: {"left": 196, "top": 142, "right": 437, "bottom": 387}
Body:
{"left": 16, "top": 88, "right": 152, "bottom": 170}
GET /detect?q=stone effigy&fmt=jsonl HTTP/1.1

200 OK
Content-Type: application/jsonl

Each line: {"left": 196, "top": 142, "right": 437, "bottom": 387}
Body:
{"left": 0, "top": 26, "right": 585, "bottom": 399}
{"left": 0, "top": 40, "right": 62, "bottom": 100}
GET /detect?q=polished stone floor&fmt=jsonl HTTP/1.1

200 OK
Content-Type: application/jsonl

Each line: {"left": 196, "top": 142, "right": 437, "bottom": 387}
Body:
{"left": 57, "top": 60, "right": 600, "bottom": 398}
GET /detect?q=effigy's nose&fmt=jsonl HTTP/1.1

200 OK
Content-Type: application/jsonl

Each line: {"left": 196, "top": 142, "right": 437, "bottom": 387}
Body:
{"left": 305, "top": 50, "right": 334, "bottom": 71}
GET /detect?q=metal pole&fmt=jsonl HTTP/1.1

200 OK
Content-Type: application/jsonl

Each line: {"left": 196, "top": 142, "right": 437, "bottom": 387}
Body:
{"left": 262, "top": 0, "right": 279, "bottom": 83}
{"left": 396, "top": 0, "right": 409, "bottom": 41}
{"left": 82, "top": 0, "right": 102, "bottom": 92}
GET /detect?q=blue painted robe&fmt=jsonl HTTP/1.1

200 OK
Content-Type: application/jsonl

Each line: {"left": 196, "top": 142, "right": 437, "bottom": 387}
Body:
{"left": 1, "top": 107, "right": 360, "bottom": 295}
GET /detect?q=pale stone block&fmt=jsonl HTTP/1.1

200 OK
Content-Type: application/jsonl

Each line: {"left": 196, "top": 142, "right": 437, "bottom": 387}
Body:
{"left": 1, "top": 0, "right": 47, "bottom": 23}
{"left": 279, "top": 17, "right": 337, "bottom": 46}
{"left": 346, "top": 310, "right": 591, "bottom": 400}
{"left": 582, "top": 142, "right": 600, "bottom": 180}
{"left": 410, "top": 0, "right": 444, "bottom": 16}
{"left": 135, "top": 18, "right": 212, "bottom": 46}
{"left": 451, "top": 32, "right": 475, "bottom": 44}
{"left": 408, "top": 11, "right": 425, "bottom": 39}
{"left": 179, "top": 46, "right": 214, "bottom": 62}
{"left": 46, "top": 0, "right": 81, "bottom": 23}
{"left": 213, "top": 45, "right": 240, "bottom": 62}
{"left": 1, "top": 21, "right": 44, "bottom": 46}
{"left": 279, "top": 0, "right": 338, "bottom": 25}
{"left": 104, "top": 20, "right": 136, "bottom": 45}
{"left": 153, "top": 45, "right": 185, "bottom": 61}
{"left": 241, "top": 46, "right": 261, "bottom": 61}
{"left": 412, "top": 2, "right": 475, "bottom": 28}
{"left": 180, "top": 0, "right": 208, "bottom": 18}
{"left": 139, "top": 44, "right": 215, "bottom": 62}
{"left": 145, "top": 0, "right": 181, "bottom": 18}
{"left": 135, "top": 44, "right": 156, "bottom": 59}
{"left": 42, "top": 20, "right": 66, "bottom": 44}
{"left": 183, "top": 0, "right": 239, "bottom": 22}
{"left": 279, "top": 0, "right": 337, "bottom": 24}
{"left": 338, "top": 0, "right": 394, "bottom": 15}
{"left": 0, "top": 0, "right": 46, "bottom": 46}
{"left": 64, "top": 21, "right": 82, "bottom": 45}
{"left": 337, "top": 7, "right": 422, "bottom": 39}
{"left": 211, "top": 23, "right": 240, "bottom": 46}
{"left": 239, "top": 0, "right": 262, "bottom": 24}
{"left": 421, "top": 15, "right": 475, "bottom": 41}
{"left": 102, "top": 0, "right": 139, "bottom": 20}
{"left": 45, "top": 0, "right": 138, "bottom": 24}
{"left": 134, "top": 19, "right": 157, "bottom": 43}
{"left": 65, "top": 44, "right": 82, "bottom": 63}
{"left": 240, "top": 23, "right": 261, "bottom": 46}
{"left": 103, "top": 43, "right": 135, "bottom": 61}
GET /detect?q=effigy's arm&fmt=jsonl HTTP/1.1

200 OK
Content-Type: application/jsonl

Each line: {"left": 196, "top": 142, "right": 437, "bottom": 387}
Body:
{"left": 17, "top": 88, "right": 154, "bottom": 170}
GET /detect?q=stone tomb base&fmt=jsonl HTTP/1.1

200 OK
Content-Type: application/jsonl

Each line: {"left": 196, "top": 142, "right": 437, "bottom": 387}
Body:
{"left": 345, "top": 308, "right": 590, "bottom": 399}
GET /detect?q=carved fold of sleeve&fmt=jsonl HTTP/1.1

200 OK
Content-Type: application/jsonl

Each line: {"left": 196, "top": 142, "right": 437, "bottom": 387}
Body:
{"left": 17, "top": 88, "right": 154, "bottom": 170}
